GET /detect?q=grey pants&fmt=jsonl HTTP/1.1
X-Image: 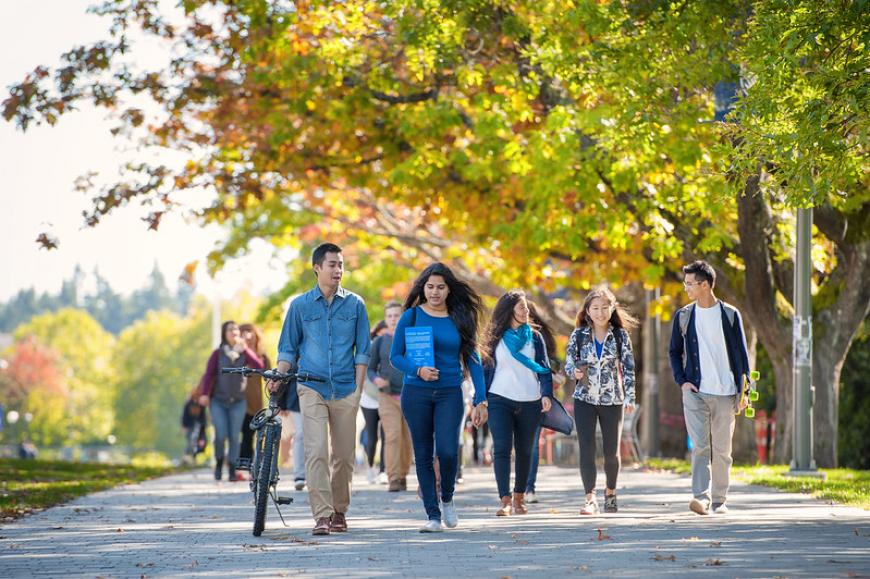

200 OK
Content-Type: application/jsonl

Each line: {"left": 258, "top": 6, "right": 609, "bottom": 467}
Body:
{"left": 291, "top": 410, "right": 306, "bottom": 482}
{"left": 682, "top": 390, "right": 737, "bottom": 505}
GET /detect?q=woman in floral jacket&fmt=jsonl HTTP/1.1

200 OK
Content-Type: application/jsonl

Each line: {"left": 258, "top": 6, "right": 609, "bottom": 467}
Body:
{"left": 565, "top": 286, "right": 637, "bottom": 515}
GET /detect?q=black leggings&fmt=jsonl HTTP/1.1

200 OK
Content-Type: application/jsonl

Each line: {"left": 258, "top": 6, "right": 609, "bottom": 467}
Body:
{"left": 362, "top": 407, "right": 385, "bottom": 469}
{"left": 240, "top": 413, "right": 255, "bottom": 460}
{"left": 574, "top": 400, "right": 624, "bottom": 494}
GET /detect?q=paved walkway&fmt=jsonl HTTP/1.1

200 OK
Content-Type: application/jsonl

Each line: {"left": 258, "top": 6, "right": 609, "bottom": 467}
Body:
{"left": 1, "top": 465, "right": 868, "bottom": 578}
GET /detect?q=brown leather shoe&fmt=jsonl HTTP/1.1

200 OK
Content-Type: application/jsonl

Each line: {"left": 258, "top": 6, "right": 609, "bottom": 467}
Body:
{"left": 329, "top": 512, "right": 348, "bottom": 532}
{"left": 312, "top": 517, "right": 331, "bottom": 536}
{"left": 399, "top": 477, "right": 408, "bottom": 491}
{"left": 388, "top": 480, "right": 402, "bottom": 492}
{"left": 496, "top": 496, "right": 512, "bottom": 517}
{"left": 512, "top": 492, "right": 528, "bottom": 515}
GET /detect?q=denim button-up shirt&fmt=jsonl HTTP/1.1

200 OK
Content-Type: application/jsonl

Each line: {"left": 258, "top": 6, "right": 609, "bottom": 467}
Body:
{"left": 277, "top": 285, "right": 371, "bottom": 400}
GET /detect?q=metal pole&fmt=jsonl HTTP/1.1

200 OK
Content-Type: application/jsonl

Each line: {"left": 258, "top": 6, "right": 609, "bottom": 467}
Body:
{"left": 642, "top": 287, "right": 661, "bottom": 458}
{"left": 789, "top": 207, "right": 819, "bottom": 474}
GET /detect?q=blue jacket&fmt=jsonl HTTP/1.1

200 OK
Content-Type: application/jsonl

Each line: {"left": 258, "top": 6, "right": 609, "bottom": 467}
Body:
{"left": 483, "top": 331, "right": 554, "bottom": 398}
{"left": 668, "top": 301, "right": 750, "bottom": 395}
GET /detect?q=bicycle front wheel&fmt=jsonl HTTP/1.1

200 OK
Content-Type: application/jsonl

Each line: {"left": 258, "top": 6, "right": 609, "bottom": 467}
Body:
{"left": 253, "top": 425, "right": 278, "bottom": 536}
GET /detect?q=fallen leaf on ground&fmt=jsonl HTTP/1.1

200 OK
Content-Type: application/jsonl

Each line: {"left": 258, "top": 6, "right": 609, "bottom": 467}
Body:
{"left": 683, "top": 536, "right": 701, "bottom": 542}
{"left": 652, "top": 553, "right": 676, "bottom": 562}
{"left": 704, "top": 558, "right": 725, "bottom": 566}
{"left": 488, "top": 544, "right": 498, "bottom": 550}
{"left": 596, "top": 528, "right": 611, "bottom": 541}
{"left": 290, "top": 537, "right": 319, "bottom": 546}
{"left": 710, "top": 541, "right": 722, "bottom": 548}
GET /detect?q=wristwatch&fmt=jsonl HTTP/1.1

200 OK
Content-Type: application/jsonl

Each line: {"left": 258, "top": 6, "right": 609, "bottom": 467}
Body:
{"left": 476, "top": 400, "right": 489, "bottom": 408}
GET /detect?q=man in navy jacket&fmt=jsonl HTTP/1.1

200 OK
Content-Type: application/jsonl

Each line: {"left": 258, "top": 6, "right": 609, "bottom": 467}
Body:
{"left": 669, "top": 260, "right": 751, "bottom": 516}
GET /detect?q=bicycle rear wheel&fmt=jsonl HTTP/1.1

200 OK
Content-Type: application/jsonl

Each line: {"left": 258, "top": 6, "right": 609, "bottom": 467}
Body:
{"left": 253, "top": 425, "right": 277, "bottom": 536}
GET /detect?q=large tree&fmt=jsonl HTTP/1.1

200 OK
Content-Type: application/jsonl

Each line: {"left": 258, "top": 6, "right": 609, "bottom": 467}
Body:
{"left": 4, "top": 0, "right": 867, "bottom": 465}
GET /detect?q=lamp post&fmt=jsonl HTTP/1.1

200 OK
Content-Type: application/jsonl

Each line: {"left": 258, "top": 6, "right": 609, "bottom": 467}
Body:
{"left": 788, "top": 206, "right": 823, "bottom": 478}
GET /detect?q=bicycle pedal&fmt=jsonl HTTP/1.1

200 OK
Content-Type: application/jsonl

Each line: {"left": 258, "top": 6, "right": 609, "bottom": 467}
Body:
{"left": 275, "top": 496, "right": 294, "bottom": 505}
{"left": 236, "top": 458, "right": 252, "bottom": 471}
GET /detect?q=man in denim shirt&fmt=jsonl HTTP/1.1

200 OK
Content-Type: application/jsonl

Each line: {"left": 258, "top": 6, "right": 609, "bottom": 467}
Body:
{"left": 270, "top": 243, "right": 371, "bottom": 536}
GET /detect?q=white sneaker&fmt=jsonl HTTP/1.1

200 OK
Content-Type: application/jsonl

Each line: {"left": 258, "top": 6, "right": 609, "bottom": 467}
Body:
{"left": 367, "top": 466, "right": 377, "bottom": 484}
{"left": 712, "top": 502, "right": 729, "bottom": 514}
{"left": 419, "top": 519, "right": 444, "bottom": 533}
{"left": 689, "top": 498, "right": 710, "bottom": 515}
{"left": 377, "top": 471, "right": 389, "bottom": 485}
{"left": 580, "top": 499, "right": 599, "bottom": 516}
{"left": 526, "top": 491, "right": 539, "bottom": 504}
{"left": 442, "top": 500, "right": 459, "bottom": 528}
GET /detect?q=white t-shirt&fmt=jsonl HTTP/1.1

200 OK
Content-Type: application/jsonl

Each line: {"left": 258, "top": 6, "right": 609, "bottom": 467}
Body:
{"left": 694, "top": 303, "right": 737, "bottom": 396}
{"left": 489, "top": 339, "right": 541, "bottom": 402}
{"left": 360, "top": 390, "right": 379, "bottom": 409}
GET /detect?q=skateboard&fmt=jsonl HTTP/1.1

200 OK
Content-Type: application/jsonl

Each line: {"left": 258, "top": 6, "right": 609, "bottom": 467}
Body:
{"left": 737, "top": 370, "right": 761, "bottom": 418}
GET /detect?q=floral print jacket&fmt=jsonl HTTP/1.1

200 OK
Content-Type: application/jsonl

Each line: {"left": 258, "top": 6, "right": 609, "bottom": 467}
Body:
{"left": 565, "top": 326, "right": 636, "bottom": 406}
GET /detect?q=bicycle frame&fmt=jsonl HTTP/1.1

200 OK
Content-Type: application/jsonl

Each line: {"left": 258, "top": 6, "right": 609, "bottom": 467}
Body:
{"left": 220, "top": 366, "right": 325, "bottom": 536}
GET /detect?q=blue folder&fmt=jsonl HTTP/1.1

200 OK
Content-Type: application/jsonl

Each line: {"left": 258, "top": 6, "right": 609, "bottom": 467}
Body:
{"left": 405, "top": 326, "right": 435, "bottom": 368}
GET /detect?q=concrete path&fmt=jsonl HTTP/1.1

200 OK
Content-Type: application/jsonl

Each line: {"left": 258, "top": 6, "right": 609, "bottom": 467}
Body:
{"left": 1, "top": 465, "right": 868, "bottom": 578}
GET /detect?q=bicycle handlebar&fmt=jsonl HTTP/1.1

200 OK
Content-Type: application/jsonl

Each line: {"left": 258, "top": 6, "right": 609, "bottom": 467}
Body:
{"left": 220, "top": 367, "right": 326, "bottom": 383}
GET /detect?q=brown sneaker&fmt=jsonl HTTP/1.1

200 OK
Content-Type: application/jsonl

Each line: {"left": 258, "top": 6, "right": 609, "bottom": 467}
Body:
{"left": 512, "top": 492, "right": 528, "bottom": 515}
{"left": 312, "top": 517, "right": 331, "bottom": 536}
{"left": 388, "top": 479, "right": 402, "bottom": 492}
{"left": 329, "top": 512, "right": 348, "bottom": 532}
{"left": 496, "top": 496, "right": 512, "bottom": 517}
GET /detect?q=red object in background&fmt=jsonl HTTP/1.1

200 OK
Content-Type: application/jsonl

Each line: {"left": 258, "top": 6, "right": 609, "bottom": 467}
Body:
{"left": 755, "top": 410, "right": 776, "bottom": 464}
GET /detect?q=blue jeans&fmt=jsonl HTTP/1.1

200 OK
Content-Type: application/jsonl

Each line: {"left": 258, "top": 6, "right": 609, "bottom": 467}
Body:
{"left": 401, "top": 385, "right": 464, "bottom": 521}
{"left": 210, "top": 399, "right": 247, "bottom": 466}
{"left": 487, "top": 393, "right": 542, "bottom": 498}
{"left": 526, "top": 422, "right": 542, "bottom": 493}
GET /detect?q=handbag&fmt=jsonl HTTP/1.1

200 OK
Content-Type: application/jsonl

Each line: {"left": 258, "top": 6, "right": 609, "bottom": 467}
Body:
{"left": 541, "top": 397, "right": 574, "bottom": 436}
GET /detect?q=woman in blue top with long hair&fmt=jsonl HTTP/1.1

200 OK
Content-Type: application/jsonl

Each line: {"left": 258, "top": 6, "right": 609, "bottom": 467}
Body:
{"left": 390, "top": 262, "right": 488, "bottom": 533}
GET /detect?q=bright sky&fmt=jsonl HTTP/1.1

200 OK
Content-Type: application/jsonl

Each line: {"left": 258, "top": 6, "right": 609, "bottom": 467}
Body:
{"left": 0, "top": 1, "right": 287, "bottom": 302}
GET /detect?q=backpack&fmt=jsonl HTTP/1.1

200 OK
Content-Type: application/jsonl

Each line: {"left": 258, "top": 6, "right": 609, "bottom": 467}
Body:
{"left": 677, "top": 302, "right": 738, "bottom": 338}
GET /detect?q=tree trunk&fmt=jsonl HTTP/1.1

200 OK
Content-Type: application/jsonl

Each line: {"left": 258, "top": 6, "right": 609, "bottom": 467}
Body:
{"left": 812, "top": 352, "right": 845, "bottom": 467}
{"left": 732, "top": 326, "right": 757, "bottom": 463}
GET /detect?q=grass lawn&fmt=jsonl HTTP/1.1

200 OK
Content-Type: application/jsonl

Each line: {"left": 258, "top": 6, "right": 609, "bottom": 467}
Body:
{"left": 646, "top": 458, "right": 870, "bottom": 510}
{"left": 0, "top": 458, "right": 176, "bottom": 520}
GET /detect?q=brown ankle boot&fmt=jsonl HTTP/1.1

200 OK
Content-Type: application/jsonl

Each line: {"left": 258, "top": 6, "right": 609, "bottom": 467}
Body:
{"left": 496, "top": 495, "right": 512, "bottom": 516}
{"left": 512, "top": 492, "right": 528, "bottom": 515}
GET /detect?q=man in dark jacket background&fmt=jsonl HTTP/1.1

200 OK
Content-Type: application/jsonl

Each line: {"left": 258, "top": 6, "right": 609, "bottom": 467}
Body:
{"left": 669, "top": 260, "right": 751, "bottom": 516}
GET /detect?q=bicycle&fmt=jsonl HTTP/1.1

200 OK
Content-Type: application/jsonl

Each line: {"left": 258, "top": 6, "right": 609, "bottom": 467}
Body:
{"left": 220, "top": 366, "right": 325, "bottom": 536}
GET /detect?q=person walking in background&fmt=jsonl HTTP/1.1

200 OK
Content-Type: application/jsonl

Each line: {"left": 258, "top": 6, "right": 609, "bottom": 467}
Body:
{"left": 390, "top": 262, "right": 488, "bottom": 533}
{"left": 368, "top": 302, "right": 413, "bottom": 492}
{"left": 360, "top": 320, "right": 388, "bottom": 484}
{"left": 238, "top": 323, "right": 270, "bottom": 480}
{"left": 280, "top": 379, "right": 307, "bottom": 491}
{"left": 669, "top": 260, "right": 751, "bottom": 516}
{"left": 565, "top": 286, "right": 637, "bottom": 515}
{"left": 268, "top": 243, "right": 371, "bottom": 536}
{"left": 481, "top": 290, "right": 553, "bottom": 517}
{"left": 181, "top": 387, "right": 208, "bottom": 464}
{"left": 524, "top": 300, "right": 560, "bottom": 504}
{"left": 198, "top": 321, "right": 266, "bottom": 482}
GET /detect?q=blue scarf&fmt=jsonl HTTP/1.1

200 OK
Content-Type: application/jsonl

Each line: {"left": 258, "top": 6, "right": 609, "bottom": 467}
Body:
{"left": 502, "top": 324, "right": 550, "bottom": 374}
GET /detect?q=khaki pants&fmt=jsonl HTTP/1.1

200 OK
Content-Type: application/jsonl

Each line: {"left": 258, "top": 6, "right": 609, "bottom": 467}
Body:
{"left": 378, "top": 391, "right": 413, "bottom": 483}
{"left": 298, "top": 386, "right": 361, "bottom": 520}
{"left": 682, "top": 390, "right": 737, "bottom": 505}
